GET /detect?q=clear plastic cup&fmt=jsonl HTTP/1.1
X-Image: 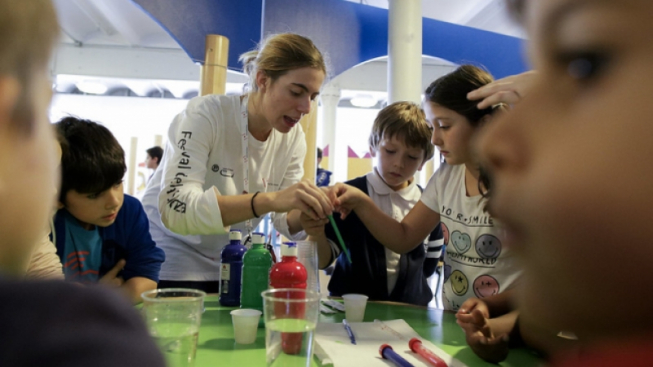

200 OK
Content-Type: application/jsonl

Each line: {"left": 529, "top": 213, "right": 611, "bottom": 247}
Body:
{"left": 231, "top": 309, "right": 262, "bottom": 344}
{"left": 342, "top": 294, "right": 368, "bottom": 322}
{"left": 142, "top": 288, "right": 206, "bottom": 367}
{"left": 262, "top": 288, "right": 321, "bottom": 367}
{"left": 296, "top": 241, "right": 320, "bottom": 294}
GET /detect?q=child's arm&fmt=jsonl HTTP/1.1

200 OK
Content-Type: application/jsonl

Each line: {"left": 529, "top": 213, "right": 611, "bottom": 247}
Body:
{"left": 117, "top": 198, "right": 165, "bottom": 303}
{"left": 422, "top": 226, "right": 444, "bottom": 278}
{"left": 122, "top": 277, "right": 157, "bottom": 304}
{"left": 333, "top": 183, "right": 440, "bottom": 254}
{"left": 26, "top": 233, "right": 64, "bottom": 280}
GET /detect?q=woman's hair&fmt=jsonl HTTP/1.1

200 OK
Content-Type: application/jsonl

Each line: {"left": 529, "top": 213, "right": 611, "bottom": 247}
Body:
{"left": 369, "top": 101, "right": 435, "bottom": 163}
{"left": 424, "top": 64, "right": 497, "bottom": 200}
{"left": 239, "top": 33, "right": 326, "bottom": 92}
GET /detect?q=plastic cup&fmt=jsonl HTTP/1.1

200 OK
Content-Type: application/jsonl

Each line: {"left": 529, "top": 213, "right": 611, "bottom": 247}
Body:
{"left": 342, "top": 294, "right": 368, "bottom": 322}
{"left": 231, "top": 309, "right": 262, "bottom": 344}
{"left": 262, "top": 288, "right": 321, "bottom": 367}
{"left": 142, "top": 288, "right": 206, "bottom": 367}
{"left": 296, "top": 241, "right": 320, "bottom": 294}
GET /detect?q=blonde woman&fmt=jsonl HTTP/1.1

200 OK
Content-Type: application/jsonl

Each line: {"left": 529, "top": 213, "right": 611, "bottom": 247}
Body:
{"left": 142, "top": 33, "right": 332, "bottom": 292}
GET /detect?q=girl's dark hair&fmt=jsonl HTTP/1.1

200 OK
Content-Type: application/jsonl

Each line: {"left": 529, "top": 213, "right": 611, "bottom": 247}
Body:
{"left": 424, "top": 64, "right": 496, "bottom": 202}
{"left": 56, "top": 117, "right": 126, "bottom": 203}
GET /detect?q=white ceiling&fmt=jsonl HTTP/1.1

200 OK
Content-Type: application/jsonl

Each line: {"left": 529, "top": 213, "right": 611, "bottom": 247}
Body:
{"left": 51, "top": 0, "right": 524, "bottom": 100}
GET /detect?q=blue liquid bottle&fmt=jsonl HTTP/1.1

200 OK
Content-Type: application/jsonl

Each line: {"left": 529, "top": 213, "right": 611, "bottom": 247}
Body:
{"left": 219, "top": 230, "right": 247, "bottom": 307}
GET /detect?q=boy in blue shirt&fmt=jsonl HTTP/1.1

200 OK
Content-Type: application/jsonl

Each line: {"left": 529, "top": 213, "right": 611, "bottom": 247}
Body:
{"left": 302, "top": 102, "right": 443, "bottom": 306}
{"left": 53, "top": 117, "right": 165, "bottom": 303}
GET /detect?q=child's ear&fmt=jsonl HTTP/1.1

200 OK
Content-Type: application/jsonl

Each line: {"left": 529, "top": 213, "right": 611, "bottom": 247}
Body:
{"left": 56, "top": 201, "right": 65, "bottom": 210}
{"left": 368, "top": 146, "right": 377, "bottom": 158}
{"left": 0, "top": 76, "right": 21, "bottom": 127}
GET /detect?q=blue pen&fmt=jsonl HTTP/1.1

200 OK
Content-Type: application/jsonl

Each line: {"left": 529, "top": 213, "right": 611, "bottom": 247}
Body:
{"left": 380, "top": 344, "right": 415, "bottom": 367}
{"left": 342, "top": 319, "right": 356, "bottom": 345}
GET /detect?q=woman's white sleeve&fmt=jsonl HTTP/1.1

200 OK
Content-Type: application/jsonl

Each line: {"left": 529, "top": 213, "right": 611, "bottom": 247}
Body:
{"left": 158, "top": 103, "right": 229, "bottom": 236}
{"left": 271, "top": 137, "right": 308, "bottom": 241}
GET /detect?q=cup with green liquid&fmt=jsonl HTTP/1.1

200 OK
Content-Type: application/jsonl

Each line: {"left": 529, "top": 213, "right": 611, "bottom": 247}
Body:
{"left": 142, "top": 288, "right": 206, "bottom": 367}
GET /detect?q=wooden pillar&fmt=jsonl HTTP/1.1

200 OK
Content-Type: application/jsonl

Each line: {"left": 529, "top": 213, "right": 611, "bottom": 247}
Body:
{"left": 300, "top": 100, "right": 319, "bottom": 183}
{"left": 200, "top": 35, "right": 229, "bottom": 96}
{"left": 127, "top": 137, "right": 138, "bottom": 195}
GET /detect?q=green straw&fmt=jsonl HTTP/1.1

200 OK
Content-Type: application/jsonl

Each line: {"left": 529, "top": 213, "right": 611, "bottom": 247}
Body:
{"left": 328, "top": 215, "right": 352, "bottom": 264}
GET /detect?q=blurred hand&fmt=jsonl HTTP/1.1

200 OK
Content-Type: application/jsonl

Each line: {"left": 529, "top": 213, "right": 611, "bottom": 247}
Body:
{"left": 299, "top": 211, "right": 328, "bottom": 237}
{"left": 271, "top": 180, "right": 333, "bottom": 220}
{"left": 456, "top": 297, "right": 490, "bottom": 320}
{"left": 99, "top": 259, "right": 126, "bottom": 287}
{"left": 467, "top": 70, "right": 538, "bottom": 109}
{"left": 457, "top": 309, "right": 509, "bottom": 363}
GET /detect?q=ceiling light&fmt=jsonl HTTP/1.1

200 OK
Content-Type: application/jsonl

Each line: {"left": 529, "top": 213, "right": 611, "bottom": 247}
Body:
{"left": 350, "top": 94, "right": 377, "bottom": 108}
{"left": 76, "top": 81, "right": 108, "bottom": 95}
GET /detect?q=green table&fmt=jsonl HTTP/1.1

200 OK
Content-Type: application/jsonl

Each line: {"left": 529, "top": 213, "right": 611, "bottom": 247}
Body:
{"left": 195, "top": 296, "right": 541, "bottom": 366}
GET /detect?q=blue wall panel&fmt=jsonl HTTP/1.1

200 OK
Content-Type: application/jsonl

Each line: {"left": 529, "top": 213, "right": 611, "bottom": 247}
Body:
{"left": 132, "top": 0, "right": 528, "bottom": 79}
{"left": 132, "top": 0, "right": 263, "bottom": 70}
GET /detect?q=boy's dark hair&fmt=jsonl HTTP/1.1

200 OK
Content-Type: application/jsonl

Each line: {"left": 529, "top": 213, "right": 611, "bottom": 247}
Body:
{"left": 0, "top": 1, "right": 59, "bottom": 134}
{"left": 317, "top": 147, "right": 323, "bottom": 160}
{"left": 368, "top": 101, "right": 435, "bottom": 163}
{"left": 55, "top": 117, "right": 126, "bottom": 203}
{"left": 425, "top": 65, "right": 497, "bottom": 199}
{"left": 146, "top": 146, "right": 163, "bottom": 164}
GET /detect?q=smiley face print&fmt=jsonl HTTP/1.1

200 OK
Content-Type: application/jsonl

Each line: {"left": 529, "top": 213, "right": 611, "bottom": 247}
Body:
{"left": 473, "top": 275, "right": 500, "bottom": 298}
{"left": 451, "top": 231, "right": 471, "bottom": 253}
{"left": 450, "top": 270, "right": 469, "bottom": 296}
{"left": 475, "top": 234, "right": 501, "bottom": 259}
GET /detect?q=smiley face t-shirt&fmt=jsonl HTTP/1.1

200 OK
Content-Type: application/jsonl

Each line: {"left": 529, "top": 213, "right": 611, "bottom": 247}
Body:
{"left": 420, "top": 163, "right": 521, "bottom": 310}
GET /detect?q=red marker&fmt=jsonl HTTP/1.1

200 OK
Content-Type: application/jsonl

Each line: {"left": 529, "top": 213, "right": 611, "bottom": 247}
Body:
{"left": 409, "top": 338, "right": 448, "bottom": 367}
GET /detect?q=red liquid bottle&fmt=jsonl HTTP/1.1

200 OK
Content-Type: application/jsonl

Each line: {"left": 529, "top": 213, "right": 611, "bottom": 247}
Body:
{"left": 269, "top": 242, "right": 307, "bottom": 355}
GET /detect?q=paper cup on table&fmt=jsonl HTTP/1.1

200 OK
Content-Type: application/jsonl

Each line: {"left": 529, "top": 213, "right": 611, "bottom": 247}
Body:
{"left": 342, "top": 294, "right": 368, "bottom": 322}
{"left": 231, "top": 309, "right": 262, "bottom": 344}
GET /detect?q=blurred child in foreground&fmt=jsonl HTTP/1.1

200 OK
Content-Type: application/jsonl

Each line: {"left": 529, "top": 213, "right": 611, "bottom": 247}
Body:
{"left": 0, "top": 1, "right": 164, "bottom": 365}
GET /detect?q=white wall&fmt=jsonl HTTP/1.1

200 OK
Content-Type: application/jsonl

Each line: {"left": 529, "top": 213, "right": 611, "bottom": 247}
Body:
{"left": 317, "top": 107, "right": 381, "bottom": 183}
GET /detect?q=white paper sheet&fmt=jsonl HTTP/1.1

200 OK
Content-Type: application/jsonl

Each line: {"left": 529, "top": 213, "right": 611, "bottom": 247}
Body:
{"left": 314, "top": 319, "right": 467, "bottom": 367}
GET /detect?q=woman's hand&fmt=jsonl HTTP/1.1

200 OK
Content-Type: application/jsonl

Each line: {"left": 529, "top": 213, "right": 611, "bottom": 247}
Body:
{"left": 270, "top": 179, "right": 333, "bottom": 220}
{"left": 467, "top": 70, "right": 537, "bottom": 109}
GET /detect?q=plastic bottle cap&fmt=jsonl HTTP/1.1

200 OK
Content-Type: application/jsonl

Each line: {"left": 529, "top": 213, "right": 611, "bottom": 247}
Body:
{"left": 408, "top": 338, "right": 422, "bottom": 352}
{"left": 252, "top": 232, "right": 265, "bottom": 245}
{"left": 379, "top": 344, "right": 392, "bottom": 358}
{"left": 281, "top": 242, "right": 298, "bottom": 257}
{"left": 229, "top": 230, "right": 242, "bottom": 241}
